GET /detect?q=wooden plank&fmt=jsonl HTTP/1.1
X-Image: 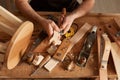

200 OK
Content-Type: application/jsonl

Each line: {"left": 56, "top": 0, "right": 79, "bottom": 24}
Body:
{"left": 99, "top": 33, "right": 111, "bottom": 80}
{"left": 111, "top": 43, "right": 120, "bottom": 80}
{"left": 100, "top": 69, "right": 108, "bottom": 80}
{"left": 97, "top": 26, "right": 104, "bottom": 66}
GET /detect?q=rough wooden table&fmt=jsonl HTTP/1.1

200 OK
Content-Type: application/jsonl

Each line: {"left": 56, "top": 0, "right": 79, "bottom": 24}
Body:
{"left": 0, "top": 12, "right": 119, "bottom": 78}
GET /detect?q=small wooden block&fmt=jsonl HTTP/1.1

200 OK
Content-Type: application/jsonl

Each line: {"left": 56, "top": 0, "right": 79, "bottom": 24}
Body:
{"left": 44, "top": 58, "right": 59, "bottom": 72}
{"left": 32, "top": 55, "right": 44, "bottom": 66}
{"left": 49, "top": 31, "right": 61, "bottom": 45}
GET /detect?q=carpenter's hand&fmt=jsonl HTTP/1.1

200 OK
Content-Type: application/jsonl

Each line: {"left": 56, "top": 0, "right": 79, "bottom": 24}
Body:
{"left": 40, "top": 18, "right": 60, "bottom": 37}
{"left": 60, "top": 15, "right": 75, "bottom": 34}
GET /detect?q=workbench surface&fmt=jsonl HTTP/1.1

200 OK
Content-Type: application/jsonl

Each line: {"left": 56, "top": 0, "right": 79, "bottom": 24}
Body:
{"left": 0, "top": 12, "right": 119, "bottom": 78}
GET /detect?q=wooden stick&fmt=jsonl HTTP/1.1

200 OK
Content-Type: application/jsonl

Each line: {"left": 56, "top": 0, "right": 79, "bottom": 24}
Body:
{"left": 111, "top": 43, "right": 120, "bottom": 80}
{"left": 97, "top": 27, "right": 104, "bottom": 67}
{"left": 99, "top": 33, "right": 111, "bottom": 80}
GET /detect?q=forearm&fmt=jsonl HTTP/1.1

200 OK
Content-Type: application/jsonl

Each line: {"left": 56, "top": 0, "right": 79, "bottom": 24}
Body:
{"left": 69, "top": 0, "right": 95, "bottom": 19}
{"left": 15, "top": 0, "right": 44, "bottom": 23}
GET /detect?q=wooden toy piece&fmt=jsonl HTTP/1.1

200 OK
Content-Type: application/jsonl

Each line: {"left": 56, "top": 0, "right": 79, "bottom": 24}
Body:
{"left": 49, "top": 31, "right": 61, "bottom": 45}
{"left": 99, "top": 33, "right": 111, "bottom": 80}
{"left": 5, "top": 21, "right": 34, "bottom": 69}
{"left": 111, "top": 43, "right": 120, "bottom": 80}
{"left": 0, "top": 6, "right": 23, "bottom": 27}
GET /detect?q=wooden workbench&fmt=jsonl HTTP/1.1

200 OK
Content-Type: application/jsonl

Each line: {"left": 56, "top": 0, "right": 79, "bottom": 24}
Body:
{"left": 0, "top": 12, "right": 119, "bottom": 78}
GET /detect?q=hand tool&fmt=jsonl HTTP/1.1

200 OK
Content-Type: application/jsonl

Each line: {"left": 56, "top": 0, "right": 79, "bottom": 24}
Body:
{"left": 75, "top": 26, "right": 97, "bottom": 67}
{"left": 44, "top": 23, "right": 92, "bottom": 72}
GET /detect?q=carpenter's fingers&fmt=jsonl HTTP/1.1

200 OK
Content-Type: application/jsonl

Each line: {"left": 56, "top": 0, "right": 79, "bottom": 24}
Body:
{"left": 60, "top": 21, "right": 67, "bottom": 30}
{"left": 48, "top": 26, "right": 54, "bottom": 37}
{"left": 63, "top": 25, "right": 70, "bottom": 34}
{"left": 51, "top": 21, "right": 60, "bottom": 32}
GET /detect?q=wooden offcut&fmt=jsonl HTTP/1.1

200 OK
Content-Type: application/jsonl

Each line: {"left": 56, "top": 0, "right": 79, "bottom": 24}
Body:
{"left": 99, "top": 33, "right": 111, "bottom": 80}
{"left": 111, "top": 43, "right": 120, "bottom": 80}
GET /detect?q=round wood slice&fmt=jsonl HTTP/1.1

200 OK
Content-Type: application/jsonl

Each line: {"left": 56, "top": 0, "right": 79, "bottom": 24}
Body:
{"left": 6, "top": 21, "right": 34, "bottom": 69}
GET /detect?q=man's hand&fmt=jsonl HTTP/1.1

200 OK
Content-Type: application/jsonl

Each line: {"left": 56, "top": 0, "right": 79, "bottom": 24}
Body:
{"left": 40, "top": 18, "right": 60, "bottom": 37}
{"left": 60, "top": 15, "right": 75, "bottom": 34}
